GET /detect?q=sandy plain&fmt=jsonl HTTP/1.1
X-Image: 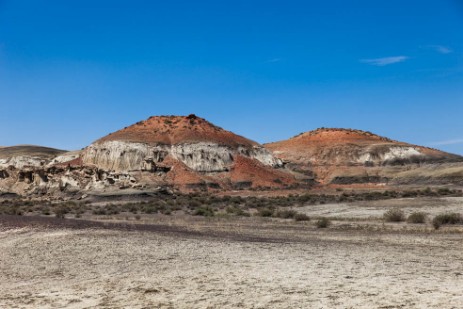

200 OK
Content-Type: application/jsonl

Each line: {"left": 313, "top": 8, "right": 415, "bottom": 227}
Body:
{"left": 1, "top": 197, "right": 463, "bottom": 308}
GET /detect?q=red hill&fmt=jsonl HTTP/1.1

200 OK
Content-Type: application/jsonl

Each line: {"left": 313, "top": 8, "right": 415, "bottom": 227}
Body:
{"left": 266, "top": 128, "right": 463, "bottom": 184}
{"left": 97, "top": 114, "right": 257, "bottom": 147}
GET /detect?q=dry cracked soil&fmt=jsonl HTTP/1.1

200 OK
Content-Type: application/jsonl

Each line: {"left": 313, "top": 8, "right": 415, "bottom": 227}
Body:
{"left": 1, "top": 198, "right": 463, "bottom": 308}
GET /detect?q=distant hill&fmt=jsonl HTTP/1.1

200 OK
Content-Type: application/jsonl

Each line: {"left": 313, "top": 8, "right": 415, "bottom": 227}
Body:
{"left": 265, "top": 128, "right": 463, "bottom": 184}
{"left": 0, "top": 145, "right": 66, "bottom": 160}
{"left": 1, "top": 120, "right": 462, "bottom": 197}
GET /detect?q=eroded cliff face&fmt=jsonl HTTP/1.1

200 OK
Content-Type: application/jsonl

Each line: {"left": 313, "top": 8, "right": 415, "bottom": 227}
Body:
{"left": 81, "top": 141, "right": 281, "bottom": 173}
{"left": 299, "top": 145, "right": 426, "bottom": 166}
{"left": 0, "top": 138, "right": 286, "bottom": 196}
{"left": 0, "top": 146, "right": 147, "bottom": 197}
{"left": 0, "top": 162, "right": 152, "bottom": 197}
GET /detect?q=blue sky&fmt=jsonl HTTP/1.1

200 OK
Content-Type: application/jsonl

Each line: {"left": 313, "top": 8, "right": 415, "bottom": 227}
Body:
{"left": 0, "top": 0, "right": 462, "bottom": 154}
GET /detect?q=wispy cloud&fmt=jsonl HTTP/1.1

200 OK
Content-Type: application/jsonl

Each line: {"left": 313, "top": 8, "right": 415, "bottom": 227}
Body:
{"left": 429, "top": 138, "right": 463, "bottom": 146}
{"left": 360, "top": 56, "right": 409, "bottom": 66}
{"left": 266, "top": 58, "right": 281, "bottom": 63}
{"left": 428, "top": 45, "right": 453, "bottom": 54}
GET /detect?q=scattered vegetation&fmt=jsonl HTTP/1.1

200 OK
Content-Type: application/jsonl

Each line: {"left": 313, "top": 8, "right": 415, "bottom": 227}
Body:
{"left": 193, "top": 206, "right": 215, "bottom": 217}
{"left": 383, "top": 208, "right": 405, "bottom": 222}
{"left": 225, "top": 206, "right": 250, "bottom": 217}
{"left": 275, "top": 209, "right": 297, "bottom": 219}
{"left": 54, "top": 205, "right": 69, "bottom": 219}
{"left": 0, "top": 187, "right": 461, "bottom": 224}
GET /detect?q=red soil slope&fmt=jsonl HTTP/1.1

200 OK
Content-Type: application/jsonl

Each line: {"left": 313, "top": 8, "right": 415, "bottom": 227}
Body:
{"left": 97, "top": 114, "right": 257, "bottom": 147}
{"left": 266, "top": 128, "right": 460, "bottom": 163}
{"left": 91, "top": 115, "right": 299, "bottom": 191}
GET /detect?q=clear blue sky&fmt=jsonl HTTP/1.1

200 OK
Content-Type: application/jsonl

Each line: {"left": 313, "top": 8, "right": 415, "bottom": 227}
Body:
{"left": 1, "top": 0, "right": 462, "bottom": 154}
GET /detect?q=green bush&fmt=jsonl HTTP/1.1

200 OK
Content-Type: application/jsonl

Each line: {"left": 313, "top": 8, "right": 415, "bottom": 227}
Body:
{"left": 194, "top": 206, "right": 215, "bottom": 217}
{"left": 383, "top": 208, "right": 405, "bottom": 222}
{"left": 437, "top": 188, "right": 452, "bottom": 195}
{"left": 432, "top": 213, "right": 462, "bottom": 230}
{"left": 407, "top": 212, "right": 427, "bottom": 224}
{"left": 257, "top": 208, "right": 274, "bottom": 217}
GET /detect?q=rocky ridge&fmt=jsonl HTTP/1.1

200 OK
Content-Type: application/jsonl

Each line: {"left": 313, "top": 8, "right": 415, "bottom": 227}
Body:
{"left": 0, "top": 115, "right": 296, "bottom": 196}
{"left": 1, "top": 122, "right": 462, "bottom": 197}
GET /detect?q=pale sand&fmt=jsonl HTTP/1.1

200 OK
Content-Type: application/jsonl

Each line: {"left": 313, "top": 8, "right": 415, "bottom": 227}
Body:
{"left": 297, "top": 196, "right": 463, "bottom": 219}
{"left": 1, "top": 220, "right": 463, "bottom": 309}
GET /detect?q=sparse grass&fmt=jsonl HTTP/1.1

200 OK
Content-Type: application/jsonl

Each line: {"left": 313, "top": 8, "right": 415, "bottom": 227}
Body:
{"left": 0, "top": 188, "right": 462, "bottom": 222}
{"left": 383, "top": 208, "right": 405, "bottom": 222}
{"left": 407, "top": 212, "right": 427, "bottom": 224}
{"left": 92, "top": 208, "right": 107, "bottom": 215}
{"left": 193, "top": 206, "right": 215, "bottom": 217}
{"left": 225, "top": 206, "right": 250, "bottom": 217}
{"left": 275, "top": 209, "right": 297, "bottom": 219}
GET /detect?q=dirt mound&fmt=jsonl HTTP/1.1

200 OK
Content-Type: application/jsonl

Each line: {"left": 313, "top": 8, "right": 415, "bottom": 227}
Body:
{"left": 0, "top": 145, "right": 66, "bottom": 160}
{"left": 228, "top": 155, "right": 297, "bottom": 189}
{"left": 285, "top": 128, "right": 395, "bottom": 145}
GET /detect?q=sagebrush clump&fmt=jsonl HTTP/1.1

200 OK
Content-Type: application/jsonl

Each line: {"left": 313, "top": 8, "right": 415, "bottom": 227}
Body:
{"left": 275, "top": 209, "right": 297, "bottom": 219}
{"left": 432, "top": 213, "right": 462, "bottom": 230}
{"left": 294, "top": 213, "right": 310, "bottom": 222}
{"left": 407, "top": 212, "right": 427, "bottom": 224}
{"left": 383, "top": 208, "right": 405, "bottom": 222}
{"left": 316, "top": 217, "right": 331, "bottom": 228}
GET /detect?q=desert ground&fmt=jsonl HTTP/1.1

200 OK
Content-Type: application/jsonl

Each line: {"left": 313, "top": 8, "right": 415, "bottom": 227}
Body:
{"left": 1, "top": 197, "right": 463, "bottom": 308}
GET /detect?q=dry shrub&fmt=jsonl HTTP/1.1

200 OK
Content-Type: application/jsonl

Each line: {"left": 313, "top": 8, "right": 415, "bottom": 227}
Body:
{"left": 383, "top": 208, "right": 405, "bottom": 222}
{"left": 407, "top": 212, "right": 427, "bottom": 224}
{"left": 275, "top": 209, "right": 297, "bottom": 219}
{"left": 257, "top": 208, "right": 274, "bottom": 217}
{"left": 432, "top": 213, "right": 462, "bottom": 230}
{"left": 294, "top": 213, "right": 310, "bottom": 222}
{"left": 193, "top": 206, "right": 215, "bottom": 217}
{"left": 316, "top": 217, "right": 331, "bottom": 228}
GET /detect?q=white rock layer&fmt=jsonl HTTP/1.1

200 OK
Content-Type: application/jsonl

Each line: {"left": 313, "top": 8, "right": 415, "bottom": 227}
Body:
{"left": 47, "top": 151, "right": 81, "bottom": 166}
{"left": 357, "top": 146, "right": 423, "bottom": 164}
{"left": 81, "top": 141, "right": 281, "bottom": 173}
{"left": 0, "top": 156, "right": 46, "bottom": 169}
